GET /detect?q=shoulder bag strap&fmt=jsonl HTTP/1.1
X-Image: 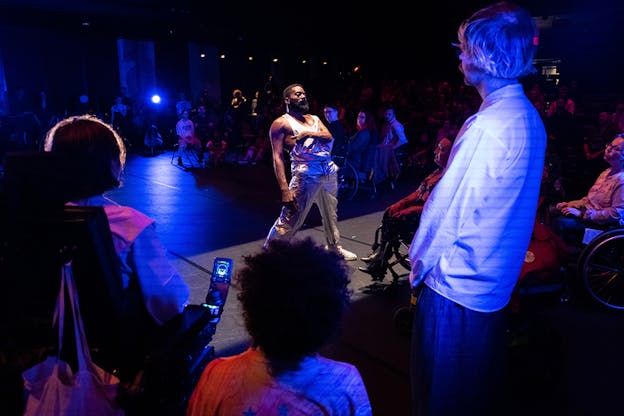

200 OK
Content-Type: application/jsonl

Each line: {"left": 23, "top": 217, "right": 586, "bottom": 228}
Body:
{"left": 62, "top": 262, "right": 93, "bottom": 371}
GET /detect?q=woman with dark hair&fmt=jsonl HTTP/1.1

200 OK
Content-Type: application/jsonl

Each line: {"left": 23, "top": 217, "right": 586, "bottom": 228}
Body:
{"left": 348, "top": 109, "right": 378, "bottom": 174}
{"left": 44, "top": 114, "right": 190, "bottom": 326}
{"left": 187, "top": 237, "right": 372, "bottom": 415}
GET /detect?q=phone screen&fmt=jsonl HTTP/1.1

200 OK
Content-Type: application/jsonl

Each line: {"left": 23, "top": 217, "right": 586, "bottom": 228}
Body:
{"left": 205, "top": 257, "right": 233, "bottom": 308}
{"left": 212, "top": 257, "right": 233, "bottom": 283}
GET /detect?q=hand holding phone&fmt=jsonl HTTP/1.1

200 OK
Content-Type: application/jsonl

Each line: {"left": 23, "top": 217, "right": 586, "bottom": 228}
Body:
{"left": 204, "top": 257, "right": 233, "bottom": 310}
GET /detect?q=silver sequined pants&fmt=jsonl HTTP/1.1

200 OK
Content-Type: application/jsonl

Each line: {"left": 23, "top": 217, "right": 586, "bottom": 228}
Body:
{"left": 264, "top": 171, "right": 340, "bottom": 247}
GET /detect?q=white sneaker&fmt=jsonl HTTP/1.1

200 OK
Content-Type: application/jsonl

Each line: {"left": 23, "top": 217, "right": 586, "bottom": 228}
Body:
{"left": 326, "top": 245, "right": 357, "bottom": 261}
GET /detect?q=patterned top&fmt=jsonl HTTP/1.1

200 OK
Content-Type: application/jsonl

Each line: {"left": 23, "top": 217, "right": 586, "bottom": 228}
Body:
{"left": 187, "top": 347, "right": 372, "bottom": 416}
{"left": 566, "top": 168, "right": 624, "bottom": 225}
{"left": 410, "top": 168, "right": 444, "bottom": 203}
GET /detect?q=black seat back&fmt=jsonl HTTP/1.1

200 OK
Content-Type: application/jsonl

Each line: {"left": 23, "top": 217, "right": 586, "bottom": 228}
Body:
{"left": 1, "top": 151, "right": 228, "bottom": 414}
{"left": 0, "top": 152, "right": 152, "bottom": 375}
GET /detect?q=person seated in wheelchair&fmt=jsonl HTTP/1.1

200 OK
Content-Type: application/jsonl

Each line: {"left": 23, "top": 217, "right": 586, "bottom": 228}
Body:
{"left": 44, "top": 114, "right": 190, "bottom": 326}
{"left": 187, "top": 237, "right": 372, "bottom": 415}
{"left": 358, "top": 137, "right": 453, "bottom": 280}
{"left": 322, "top": 103, "right": 349, "bottom": 159}
{"left": 375, "top": 106, "right": 408, "bottom": 187}
{"left": 348, "top": 109, "right": 378, "bottom": 176}
{"left": 176, "top": 108, "right": 203, "bottom": 164}
{"left": 551, "top": 133, "right": 624, "bottom": 247}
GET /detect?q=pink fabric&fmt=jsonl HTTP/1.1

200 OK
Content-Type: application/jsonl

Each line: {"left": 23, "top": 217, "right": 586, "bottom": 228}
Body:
{"left": 67, "top": 200, "right": 189, "bottom": 325}
{"left": 102, "top": 205, "right": 154, "bottom": 253}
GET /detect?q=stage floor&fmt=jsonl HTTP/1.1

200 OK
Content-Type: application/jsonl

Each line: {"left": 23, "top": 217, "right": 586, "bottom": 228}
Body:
{"left": 104, "top": 151, "right": 624, "bottom": 415}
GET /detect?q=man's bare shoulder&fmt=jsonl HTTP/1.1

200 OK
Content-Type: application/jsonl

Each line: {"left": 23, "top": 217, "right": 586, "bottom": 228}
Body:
{"left": 270, "top": 115, "right": 291, "bottom": 133}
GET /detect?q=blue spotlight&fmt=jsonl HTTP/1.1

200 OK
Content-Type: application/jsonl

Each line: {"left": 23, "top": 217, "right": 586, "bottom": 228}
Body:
{"left": 151, "top": 94, "right": 161, "bottom": 104}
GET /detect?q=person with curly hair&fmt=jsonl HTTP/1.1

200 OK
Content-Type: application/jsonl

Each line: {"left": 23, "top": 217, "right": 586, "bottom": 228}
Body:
{"left": 187, "top": 237, "right": 372, "bottom": 415}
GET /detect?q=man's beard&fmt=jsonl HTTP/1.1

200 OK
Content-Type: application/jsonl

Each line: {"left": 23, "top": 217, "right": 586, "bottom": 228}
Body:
{"left": 290, "top": 99, "right": 309, "bottom": 114}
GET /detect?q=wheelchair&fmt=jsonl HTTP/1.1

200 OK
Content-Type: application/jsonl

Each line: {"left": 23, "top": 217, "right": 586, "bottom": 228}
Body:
{"left": 360, "top": 214, "right": 414, "bottom": 299}
{"left": 508, "top": 218, "right": 624, "bottom": 315}
{"left": 359, "top": 216, "right": 415, "bottom": 332}
{"left": 367, "top": 222, "right": 412, "bottom": 283}
{"left": 171, "top": 139, "right": 204, "bottom": 170}
{"left": 574, "top": 226, "right": 624, "bottom": 311}
{"left": 0, "top": 152, "right": 229, "bottom": 415}
{"left": 332, "top": 154, "right": 377, "bottom": 201}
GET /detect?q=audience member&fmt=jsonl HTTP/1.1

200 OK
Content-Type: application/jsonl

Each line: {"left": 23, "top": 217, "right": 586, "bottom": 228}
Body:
{"left": 229, "top": 88, "right": 248, "bottom": 146}
{"left": 240, "top": 128, "right": 270, "bottom": 165}
{"left": 230, "top": 88, "right": 247, "bottom": 111}
{"left": 194, "top": 104, "right": 218, "bottom": 149}
{"left": 509, "top": 154, "right": 568, "bottom": 315}
{"left": 358, "top": 137, "right": 452, "bottom": 280}
{"left": 323, "top": 103, "right": 350, "bottom": 157}
{"left": 264, "top": 83, "right": 357, "bottom": 261}
{"left": 175, "top": 92, "right": 192, "bottom": 118}
{"left": 582, "top": 111, "right": 620, "bottom": 182}
{"left": 186, "top": 237, "right": 372, "bottom": 415}
{"left": 545, "top": 94, "right": 582, "bottom": 194}
{"left": 408, "top": 3, "right": 545, "bottom": 415}
{"left": 144, "top": 124, "right": 163, "bottom": 156}
{"left": 348, "top": 109, "right": 378, "bottom": 174}
{"left": 176, "top": 108, "right": 202, "bottom": 165}
{"left": 406, "top": 131, "right": 436, "bottom": 181}
{"left": 111, "top": 96, "right": 129, "bottom": 136}
{"left": 552, "top": 133, "right": 624, "bottom": 246}
{"left": 546, "top": 84, "right": 575, "bottom": 117}
{"left": 612, "top": 101, "right": 624, "bottom": 132}
{"left": 43, "top": 115, "right": 190, "bottom": 325}
{"left": 205, "top": 133, "right": 229, "bottom": 167}
{"left": 376, "top": 105, "right": 408, "bottom": 186}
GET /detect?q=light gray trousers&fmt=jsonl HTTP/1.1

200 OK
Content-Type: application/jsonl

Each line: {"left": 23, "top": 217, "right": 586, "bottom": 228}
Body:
{"left": 265, "top": 171, "right": 340, "bottom": 247}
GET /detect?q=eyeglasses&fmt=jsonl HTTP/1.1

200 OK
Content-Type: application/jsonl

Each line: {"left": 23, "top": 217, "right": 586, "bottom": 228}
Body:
{"left": 451, "top": 42, "right": 462, "bottom": 58}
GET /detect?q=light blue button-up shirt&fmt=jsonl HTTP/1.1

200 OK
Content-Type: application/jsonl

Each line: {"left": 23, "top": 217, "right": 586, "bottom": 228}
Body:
{"left": 409, "top": 83, "right": 546, "bottom": 312}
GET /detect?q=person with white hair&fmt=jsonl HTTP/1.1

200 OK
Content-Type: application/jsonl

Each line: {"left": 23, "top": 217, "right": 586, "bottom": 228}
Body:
{"left": 408, "top": 3, "right": 546, "bottom": 414}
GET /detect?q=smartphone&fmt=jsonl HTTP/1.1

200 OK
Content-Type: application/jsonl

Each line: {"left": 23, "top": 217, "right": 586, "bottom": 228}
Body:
{"left": 204, "top": 257, "right": 233, "bottom": 309}
{"left": 212, "top": 257, "right": 233, "bottom": 284}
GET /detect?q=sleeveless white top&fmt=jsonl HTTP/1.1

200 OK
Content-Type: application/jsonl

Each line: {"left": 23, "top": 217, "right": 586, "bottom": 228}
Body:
{"left": 283, "top": 113, "right": 337, "bottom": 175}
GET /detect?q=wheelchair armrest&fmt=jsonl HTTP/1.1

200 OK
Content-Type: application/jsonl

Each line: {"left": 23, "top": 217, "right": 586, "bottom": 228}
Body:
{"left": 582, "top": 228, "right": 603, "bottom": 245}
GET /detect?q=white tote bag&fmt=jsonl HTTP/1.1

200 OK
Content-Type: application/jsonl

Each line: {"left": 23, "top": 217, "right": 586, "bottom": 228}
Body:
{"left": 22, "top": 262, "right": 124, "bottom": 416}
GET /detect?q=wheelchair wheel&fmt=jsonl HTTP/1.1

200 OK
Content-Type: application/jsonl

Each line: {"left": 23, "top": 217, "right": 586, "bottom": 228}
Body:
{"left": 577, "top": 229, "right": 624, "bottom": 311}
{"left": 386, "top": 238, "right": 411, "bottom": 282}
{"left": 171, "top": 146, "right": 203, "bottom": 169}
{"left": 391, "top": 238, "right": 412, "bottom": 271}
{"left": 336, "top": 158, "right": 358, "bottom": 201}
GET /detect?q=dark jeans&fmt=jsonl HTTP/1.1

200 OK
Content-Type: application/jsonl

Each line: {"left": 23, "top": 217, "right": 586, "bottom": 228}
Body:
{"left": 410, "top": 285, "right": 508, "bottom": 416}
{"left": 551, "top": 214, "right": 595, "bottom": 247}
